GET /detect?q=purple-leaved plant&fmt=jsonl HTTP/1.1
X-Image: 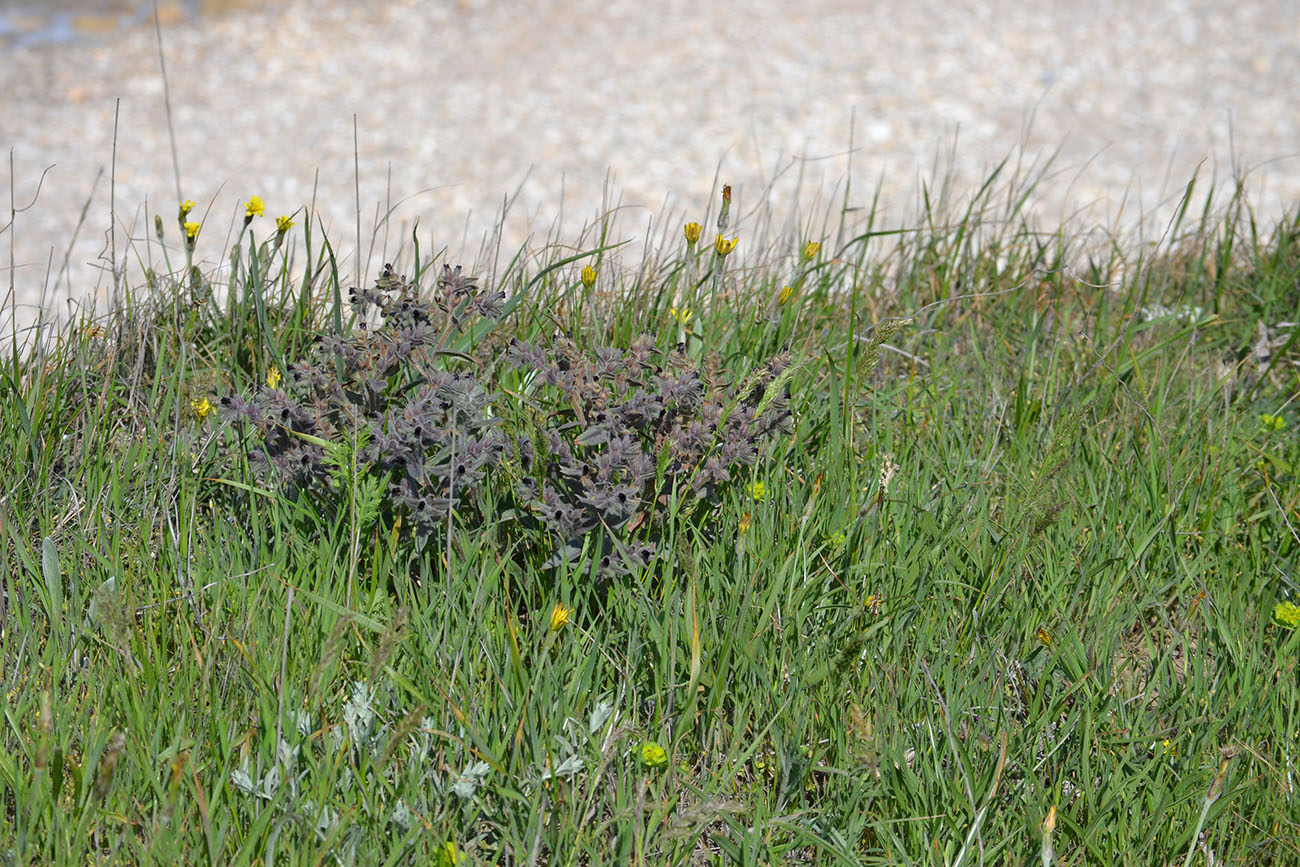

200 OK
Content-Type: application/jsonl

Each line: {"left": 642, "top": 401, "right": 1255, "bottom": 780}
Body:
{"left": 220, "top": 263, "right": 506, "bottom": 543}
{"left": 506, "top": 333, "right": 793, "bottom": 580}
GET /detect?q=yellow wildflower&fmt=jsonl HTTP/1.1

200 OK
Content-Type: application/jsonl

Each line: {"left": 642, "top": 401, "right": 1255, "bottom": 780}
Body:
{"left": 802, "top": 241, "right": 821, "bottom": 261}
{"left": 1259, "top": 413, "right": 1286, "bottom": 432}
{"left": 669, "top": 305, "right": 693, "bottom": 326}
{"left": 639, "top": 742, "right": 669, "bottom": 769}
{"left": 778, "top": 285, "right": 794, "bottom": 305}
{"left": 190, "top": 397, "right": 212, "bottom": 421}
{"left": 749, "top": 480, "right": 766, "bottom": 502}
{"left": 714, "top": 234, "right": 738, "bottom": 257}
{"left": 1042, "top": 805, "right": 1057, "bottom": 840}
{"left": 244, "top": 196, "right": 265, "bottom": 219}
{"left": 266, "top": 365, "right": 282, "bottom": 388}
{"left": 275, "top": 215, "right": 295, "bottom": 234}
{"left": 581, "top": 265, "right": 597, "bottom": 289}
{"left": 184, "top": 221, "right": 201, "bottom": 242}
{"left": 549, "top": 602, "right": 572, "bottom": 632}
{"left": 684, "top": 222, "right": 702, "bottom": 245}
{"left": 1036, "top": 627, "right": 1053, "bottom": 647}
{"left": 738, "top": 512, "right": 751, "bottom": 534}
{"left": 178, "top": 200, "right": 195, "bottom": 220}
{"left": 1274, "top": 601, "right": 1300, "bottom": 629}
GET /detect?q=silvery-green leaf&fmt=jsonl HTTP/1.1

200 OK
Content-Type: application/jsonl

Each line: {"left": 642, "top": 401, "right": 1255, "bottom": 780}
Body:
{"left": 343, "top": 681, "right": 375, "bottom": 746}
{"left": 553, "top": 754, "right": 585, "bottom": 778}
{"left": 313, "top": 803, "right": 336, "bottom": 834}
{"left": 390, "top": 799, "right": 413, "bottom": 832}
{"left": 589, "top": 701, "right": 615, "bottom": 736}
{"left": 451, "top": 760, "right": 490, "bottom": 798}
{"left": 276, "top": 737, "right": 298, "bottom": 768}
{"left": 230, "top": 769, "right": 256, "bottom": 795}
{"left": 260, "top": 765, "right": 280, "bottom": 798}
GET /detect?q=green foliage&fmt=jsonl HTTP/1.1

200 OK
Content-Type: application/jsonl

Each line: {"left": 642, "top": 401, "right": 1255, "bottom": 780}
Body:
{"left": 1, "top": 165, "right": 1299, "bottom": 865}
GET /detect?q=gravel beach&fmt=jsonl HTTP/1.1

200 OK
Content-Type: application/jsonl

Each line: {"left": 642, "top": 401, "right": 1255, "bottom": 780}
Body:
{"left": 2, "top": 0, "right": 1298, "bottom": 335}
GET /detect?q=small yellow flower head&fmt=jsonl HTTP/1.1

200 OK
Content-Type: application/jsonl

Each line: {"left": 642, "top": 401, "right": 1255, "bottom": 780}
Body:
{"left": 639, "top": 741, "right": 669, "bottom": 770}
{"left": 275, "top": 215, "right": 295, "bottom": 234}
{"left": 738, "top": 512, "right": 751, "bottom": 535}
{"left": 863, "top": 593, "right": 882, "bottom": 615}
{"left": 549, "top": 602, "right": 572, "bottom": 632}
{"left": 1274, "top": 601, "right": 1300, "bottom": 629}
{"left": 749, "top": 480, "right": 766, "bottom": 502}
{"left": 581, "top": 265, "right": 597, "bottom": 289}
{"left": 802, "top": 241, "right": 821, "bottom": 261}
{"left": 1259, "top": 413, "right": 1287, "bottom": 432}
{"left": 1160, "top": 738, "right": 1176, "bottom": 755}
{"left": 184, "top": 221, "right": 201, "bottom": 242}
{"left": 244, "top": 196, "right": 265, "bottom": 220}
{"left": 669, "top": 305, "right": 693, "bottom": 326}
{"left": 684, "top": 222, "right": 702, "bottom": 246}
{"left": 1036, "top": 627, "right": 1053, "bottom": 647}
{"left": 714, "top": 234, "right": 738, "bottom": 257}
{"left": 778, "top": 285, "right": 794, "bottom": 306}
{"left": 190, "top": 397, "right": 212, "bottom": 421}
{"left": 179, "top": 200, "right": 195, "bottom": 220}
{"left": 266, "top": 365, "right": 282, "bottom": 388}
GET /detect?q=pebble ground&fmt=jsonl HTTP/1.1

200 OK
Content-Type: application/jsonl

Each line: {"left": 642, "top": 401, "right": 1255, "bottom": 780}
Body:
{"left": 2, "top": 0, "right": 1298, "bottom": 333}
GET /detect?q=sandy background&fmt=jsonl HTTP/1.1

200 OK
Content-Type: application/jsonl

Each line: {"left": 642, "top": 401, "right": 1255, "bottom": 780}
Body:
{"left": 2, "top": 0, "right": 1298, "bottom": 336}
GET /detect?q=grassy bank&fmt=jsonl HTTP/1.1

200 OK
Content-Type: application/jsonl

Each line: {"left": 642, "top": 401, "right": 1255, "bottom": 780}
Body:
{"left": 1, "top": 168, "right": 1298, "bottom": 865}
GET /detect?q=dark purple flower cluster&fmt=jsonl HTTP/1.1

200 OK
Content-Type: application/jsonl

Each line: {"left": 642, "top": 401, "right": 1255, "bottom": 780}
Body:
{"left": 506, "top": 334, "right": 793, "bottom": 580}
{"left": 220, "top": 263, "right": 505, "bottom": 541}
{"left": 351, "top": 262, "right": 504, "bottom": 334}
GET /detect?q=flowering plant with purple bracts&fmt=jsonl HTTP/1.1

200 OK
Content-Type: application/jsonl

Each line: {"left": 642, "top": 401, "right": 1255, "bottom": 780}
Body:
{"left": 505, "top": 333, "right": 794, "bottom": 580}
{"left": 220, "top": 263, "right": 506, "bottom": 542}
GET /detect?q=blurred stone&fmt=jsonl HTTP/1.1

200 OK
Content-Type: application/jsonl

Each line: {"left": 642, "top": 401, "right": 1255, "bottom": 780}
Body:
{"left": 1, "top": 0, "right": 1298, "bottom": 338}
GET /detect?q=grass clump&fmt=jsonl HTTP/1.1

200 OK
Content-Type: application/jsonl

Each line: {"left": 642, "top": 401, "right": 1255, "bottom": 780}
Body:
{"left": 1, "top": 160, "right": 1299, "bottom": 865}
